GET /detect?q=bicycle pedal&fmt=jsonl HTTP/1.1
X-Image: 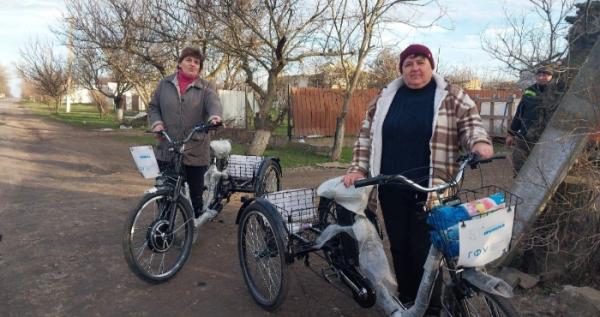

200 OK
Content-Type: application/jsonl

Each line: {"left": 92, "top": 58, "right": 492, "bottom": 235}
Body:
{"left": 322, "top": 267, "right": 340, "bottom": 283}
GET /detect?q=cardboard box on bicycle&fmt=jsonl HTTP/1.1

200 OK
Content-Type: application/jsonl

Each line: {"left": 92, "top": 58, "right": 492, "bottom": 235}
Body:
{"left": 130, "top": 145, "right": 160, "bottom": 179}
{"left": 457, "top": 206, "right": 514, "bottom": 267}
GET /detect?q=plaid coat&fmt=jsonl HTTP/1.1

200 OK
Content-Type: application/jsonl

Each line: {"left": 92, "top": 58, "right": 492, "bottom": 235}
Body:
{"left": 348, "top": 73, "right": 491, "bottom": 208}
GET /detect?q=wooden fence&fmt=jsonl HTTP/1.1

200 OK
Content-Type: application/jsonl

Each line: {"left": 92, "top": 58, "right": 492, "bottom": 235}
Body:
{"left": 475, "top": 97, "right": 518, "bottom": 138}
{"left": 465, "top": 88, "right": 522, "bottom": 100}
{"left": 290, "top": 87, "right": 379, "bottom": 136}
{"left": 290, "top": 87, "right": 521, "bottom": 138}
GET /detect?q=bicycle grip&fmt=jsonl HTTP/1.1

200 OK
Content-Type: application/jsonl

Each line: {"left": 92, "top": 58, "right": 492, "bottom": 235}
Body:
{"left": 476, "top": 154, "right": 506, "bottom": 164}
{"left": 354, "top": 175, "right": 388, "bottom": 188}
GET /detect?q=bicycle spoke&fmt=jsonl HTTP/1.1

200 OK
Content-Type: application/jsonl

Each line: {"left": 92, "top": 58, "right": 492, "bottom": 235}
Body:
{"left": 171, "top": 217, "right": 192, "bottom": 234}
{"left": 159, "top": 253, "right": 166, "bottom": 275}
{"left": 135, "top": 241, "right": 149, "bottom": 262}
{"left": 142, "top": 252, "right": 155, "bottom": 273}
{"left": 242, "top": 213, "right": 281, "bottom": 302}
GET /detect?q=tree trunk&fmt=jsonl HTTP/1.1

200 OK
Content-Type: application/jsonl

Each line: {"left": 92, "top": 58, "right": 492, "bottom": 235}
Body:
{"left": 331, "top": 116, "right": 346, "bottom": 160}
{"left": 247, "top": 129, "right": 272, "bottom": 156}
{"left": 247, "top": 74, "right": 278, "bottom": 155}
{"left": 134, "top": 83, "right": 152, "bottom": 107}
{"left": 331, "top": 91, "right": 353, "bottom": 161}
{"left": 54, "top": 98, "right": 61, "bottom": 113}
{"left": 114, "top": 96, "right": 124, "bottom": 122}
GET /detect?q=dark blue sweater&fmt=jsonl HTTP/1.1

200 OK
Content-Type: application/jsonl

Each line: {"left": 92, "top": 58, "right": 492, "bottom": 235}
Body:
{"left": 381, "top": 80, "right": 435, "bottom": 185}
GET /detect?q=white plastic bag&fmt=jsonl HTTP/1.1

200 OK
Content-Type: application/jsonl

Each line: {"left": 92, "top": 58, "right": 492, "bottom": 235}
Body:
{"left": 316, "top": 176, "right": 372, "bottom": 215}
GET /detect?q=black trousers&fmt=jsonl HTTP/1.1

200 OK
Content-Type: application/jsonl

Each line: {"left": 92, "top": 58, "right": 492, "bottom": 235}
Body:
{"left": 379, "top": 186, "right": 442, "bottom": 306}
{"left": 158, "top": 161, "right": 207, "bottom": 218}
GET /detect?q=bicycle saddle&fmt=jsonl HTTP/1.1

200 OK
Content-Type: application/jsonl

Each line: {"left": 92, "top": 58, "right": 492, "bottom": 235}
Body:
{"left": 209, "top": 139, "right": 232, "bottom": 159}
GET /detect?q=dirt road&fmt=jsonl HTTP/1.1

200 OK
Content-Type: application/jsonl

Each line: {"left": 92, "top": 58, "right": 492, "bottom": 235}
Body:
{"left": 0, "top": 99, "right": 515, "bottom": 317}
{"left": 0, "top": 100, "right": 387, "bottom": 317}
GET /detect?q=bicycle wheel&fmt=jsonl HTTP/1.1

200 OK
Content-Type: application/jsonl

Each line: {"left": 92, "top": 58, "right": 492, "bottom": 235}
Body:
{"left": 254, "top": 159, "right": 281, "bottom": 196}
{"left": 443, "top": 287, "right": 520, "bottom": 317}
{"left": 122, "top": 192, "right": 194, "bottom": 283}
{"left": 238, "top": 200, "right": 288, "bottom": 311}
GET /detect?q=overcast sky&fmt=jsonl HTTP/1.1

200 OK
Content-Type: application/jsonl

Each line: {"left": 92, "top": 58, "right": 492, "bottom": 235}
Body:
{"left": 0, "top": 0, "right": 578, "bottom": 97}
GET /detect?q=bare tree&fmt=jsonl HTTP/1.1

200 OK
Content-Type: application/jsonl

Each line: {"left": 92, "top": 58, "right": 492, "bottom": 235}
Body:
{"left": 72, "top": 46, "right": 134, "bottom": 120}
{"left": 327, "top": 0, "right": 442, "bottom": 161}
{"left": 16, "top": 39, "right": 69, "bottom": 112}
{"left": 439, "top": 65, "right": 479, "bottom": 87}
{"left": 20, "top": 78, "right": 42, "bottom": 102}
{"left": 366, "top": 48, "right": 401, "bottom": 88}
{"left": 0, "top": 65, "right": 12, "bottom": 97}
{"left": 195, "top": 0, "right": 339, "bottom": 155}
{"left": 481, "top": 0, "right": 576, "bottom": 74}
{"left": 64, "top": 0, "right": 166, "bottom": 106}
{"left": 64, "top": 0, "right": 232, "bottom": 107}
{"left": 89, "top": 90, "right": 112, "bottom": 117}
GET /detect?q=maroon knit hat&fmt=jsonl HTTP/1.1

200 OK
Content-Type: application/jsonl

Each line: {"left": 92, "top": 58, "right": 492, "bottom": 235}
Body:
{"left": 399, "top": 44, "right": 435, "bottom": 73}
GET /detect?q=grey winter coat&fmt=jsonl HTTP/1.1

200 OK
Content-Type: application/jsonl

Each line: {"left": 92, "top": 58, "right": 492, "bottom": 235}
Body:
{"left": 148, "top": 73, "right": 223, "bottom": 166}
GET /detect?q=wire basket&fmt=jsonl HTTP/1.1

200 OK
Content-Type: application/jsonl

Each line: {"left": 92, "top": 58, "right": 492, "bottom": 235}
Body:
{"left": 427, "top": 185, "right": 523, "bottom": 265}
{"left": 263, "top": 188, "right": 319, "bottom": 235}
{"left": 226, "top": 154, "right": 264, "bottom": 179}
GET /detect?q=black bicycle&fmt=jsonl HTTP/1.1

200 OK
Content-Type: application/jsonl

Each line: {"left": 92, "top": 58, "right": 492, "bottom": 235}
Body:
{"left": 123, "top": 123, "right": 282, "bottom": 283}
{"left": 236, "top": 154, "right": 521, "bottom": 316}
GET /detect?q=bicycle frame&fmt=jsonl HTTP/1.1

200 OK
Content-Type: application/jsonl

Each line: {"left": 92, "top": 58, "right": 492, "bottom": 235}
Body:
{"left": 150, "top": 124, "right": 223, "bottom": 231}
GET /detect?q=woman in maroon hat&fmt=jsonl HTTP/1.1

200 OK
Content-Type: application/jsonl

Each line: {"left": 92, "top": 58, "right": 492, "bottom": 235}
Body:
{"left": 342, "top": 44, "right": 493, "bottom": 313}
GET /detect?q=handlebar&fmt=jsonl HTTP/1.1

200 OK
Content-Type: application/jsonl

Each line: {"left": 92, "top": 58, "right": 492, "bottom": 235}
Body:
{"left": 149, "top": 122, "right": 223, "bottom": 145}
{"left": 354, "top": 153, "right": 505, "bottom": 193}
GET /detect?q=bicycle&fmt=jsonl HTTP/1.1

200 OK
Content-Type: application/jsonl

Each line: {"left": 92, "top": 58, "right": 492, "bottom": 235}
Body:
{"left": 123, "top": 122, "right": 282, "bottom": 283}
{"left": 236, "top": 153, "right": 522, "bottom": 316}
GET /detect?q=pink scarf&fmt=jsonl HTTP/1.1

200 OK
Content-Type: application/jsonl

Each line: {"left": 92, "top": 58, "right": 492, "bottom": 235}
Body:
{"left": 177, "top": 71, "right": 197, "bottom": 96}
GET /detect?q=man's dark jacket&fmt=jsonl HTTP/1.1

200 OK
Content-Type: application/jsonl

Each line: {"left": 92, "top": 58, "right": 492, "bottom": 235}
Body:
{"left": 509, "top": 83, "right": 548, "bottom": 140}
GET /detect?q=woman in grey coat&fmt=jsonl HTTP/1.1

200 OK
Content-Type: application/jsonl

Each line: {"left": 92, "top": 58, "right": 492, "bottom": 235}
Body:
{"left": 148, "top": 47, "right": 223, "bottom": 218}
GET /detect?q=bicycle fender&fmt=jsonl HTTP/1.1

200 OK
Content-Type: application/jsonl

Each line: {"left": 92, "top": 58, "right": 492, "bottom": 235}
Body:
{"left": 235, "top": 197, "right": 256, "bottom": 224}
{"left": 144, "top": 187, "right": 159, "bottom": 194}
{"left": 253, "top": 157, "right": 283, "bottom": 193}
{"left": 144, "top": 186, "right": 172, "bottom": 195}
{"left": 462, "top": 269, "right": 514, "bottom": 298}
{"left": 235, "top": 197, "right": 283, "bottom": 230}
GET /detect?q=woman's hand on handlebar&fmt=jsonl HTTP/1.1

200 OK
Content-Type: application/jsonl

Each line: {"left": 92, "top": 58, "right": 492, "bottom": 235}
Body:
{"left": 152, "top": 123, "right": 166, "bottom": 141}
{"left": 505, "top": 135, "right": 514, "bottom": 147}
{"left": 342, "top": 171, "right": 365, "bottom": 187}
{"left": 208, "top": 116, "right": 223, "bottom": 127}
{"left": 471, "top": 142, "right": 494, "bottom": 159}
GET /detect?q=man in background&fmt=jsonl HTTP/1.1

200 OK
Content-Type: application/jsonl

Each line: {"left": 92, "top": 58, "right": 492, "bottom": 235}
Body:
{"left": 506, "top": 66, "right": 554, "bottom": 174}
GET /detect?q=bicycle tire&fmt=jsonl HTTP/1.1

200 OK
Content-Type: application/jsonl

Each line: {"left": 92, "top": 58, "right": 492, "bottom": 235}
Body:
{"left": 238, "top": 200, "right": 288, "bottom": 311}
{"left": 443, "top": 286, "right": 520, "bottom": 317}
{"left": 122, "top": 191, "right": 194, "bottom": 283}
{"left": 254, "top": 158, "right": 282, "bottom": 196}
